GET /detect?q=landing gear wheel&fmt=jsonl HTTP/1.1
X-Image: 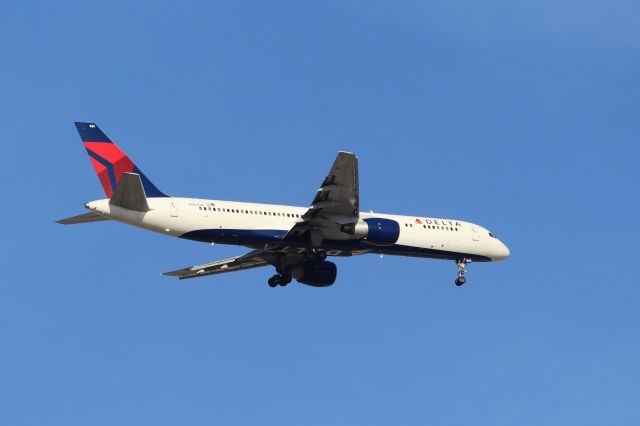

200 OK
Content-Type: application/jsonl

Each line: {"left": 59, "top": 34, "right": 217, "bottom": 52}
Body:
{"left": 268, "top": 276, "right": 279, "bottom": 287}
{"left": 455, "top": 258, "right": 470, "bottom": 287}
{"left": 279, "top": 275, "right": 292, "bottom": 286}
{"left": 268, "top": 274, "right": 292, "bottom": 287}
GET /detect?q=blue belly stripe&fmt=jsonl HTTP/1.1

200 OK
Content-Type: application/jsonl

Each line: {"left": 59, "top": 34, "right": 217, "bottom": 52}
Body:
{"left": 178, "top": 229, "right": 492, "bottom": 262}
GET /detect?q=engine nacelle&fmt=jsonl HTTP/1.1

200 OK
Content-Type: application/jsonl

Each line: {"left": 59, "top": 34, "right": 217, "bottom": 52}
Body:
{"left": 341, "top": 218, "right": 400, "bottom": 246}
{"left": 288, "top": 261, "right": 337, "bottom": 287}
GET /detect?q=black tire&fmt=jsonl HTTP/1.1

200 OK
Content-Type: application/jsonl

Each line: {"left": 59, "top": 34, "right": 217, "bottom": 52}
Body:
{"left": 280, "top": 275, "right": 292, "bottom": 286}
{"left": 455, "top": 277, "right": 466, "bottom": 286}
{"left": 268, "top": 276, "right": 279, "bottom": 287}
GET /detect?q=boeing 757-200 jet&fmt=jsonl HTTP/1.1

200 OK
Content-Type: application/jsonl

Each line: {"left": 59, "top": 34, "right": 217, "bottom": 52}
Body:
{"left": 58, "top": 122, "right": 510, "bottom": 287}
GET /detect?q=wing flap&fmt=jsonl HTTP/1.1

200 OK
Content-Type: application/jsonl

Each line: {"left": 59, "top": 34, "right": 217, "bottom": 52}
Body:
{"left": 284, "top": 151, "right": 360, "bottom": 243}
{"left": 308, "top": 151, "right": 359, "bottom": 216}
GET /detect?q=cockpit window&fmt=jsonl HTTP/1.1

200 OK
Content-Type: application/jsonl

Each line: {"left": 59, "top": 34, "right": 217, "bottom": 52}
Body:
{"left": 489, "top": 232, "right": 497, "bottom": 238}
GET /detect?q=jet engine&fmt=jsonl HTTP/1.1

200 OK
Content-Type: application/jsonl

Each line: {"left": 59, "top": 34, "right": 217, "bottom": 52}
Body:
{"left": 341, "top": 218, "right": 400, "bottom": 246}
{"left": 287, "top": 260, "right": 337, "bottom": 287}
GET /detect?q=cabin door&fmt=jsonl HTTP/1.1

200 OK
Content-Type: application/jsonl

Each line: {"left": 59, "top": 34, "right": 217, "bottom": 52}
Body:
{"left": 471, "top": 227, "right": 480, "bottom": 241}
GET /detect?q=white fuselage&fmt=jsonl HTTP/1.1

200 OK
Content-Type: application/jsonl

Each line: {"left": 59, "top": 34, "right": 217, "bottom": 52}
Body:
{"left": 86, "top": 197, "right": 510, "bottom": 262}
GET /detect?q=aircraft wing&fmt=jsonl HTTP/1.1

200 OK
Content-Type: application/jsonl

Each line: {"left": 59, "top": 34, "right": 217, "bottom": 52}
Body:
{"left": 285, "top": 151, "right": 359, "bottom": 245}
{"left": 162, "top": 250, "right": 276, "bottom": 280}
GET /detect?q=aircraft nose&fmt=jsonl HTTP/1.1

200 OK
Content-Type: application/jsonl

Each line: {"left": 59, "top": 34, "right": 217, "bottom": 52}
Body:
{"left": 496, "top": 241, "right": 510, "bottom": 260}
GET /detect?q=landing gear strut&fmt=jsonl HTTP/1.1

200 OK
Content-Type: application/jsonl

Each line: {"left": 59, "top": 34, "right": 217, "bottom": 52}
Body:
{"left": 312, "top": 249, "right": 327, "bottom": 261}
{"left": 268, "top": 274, "right": 292, "bottom": 288}
{"left": 455, "top": 259, "right": 470, "bottom": 286}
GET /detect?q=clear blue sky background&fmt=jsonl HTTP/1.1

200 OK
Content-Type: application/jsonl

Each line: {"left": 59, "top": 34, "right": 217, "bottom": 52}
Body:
{"left": 1, "top": 1, "right": 638, "bottom": 424}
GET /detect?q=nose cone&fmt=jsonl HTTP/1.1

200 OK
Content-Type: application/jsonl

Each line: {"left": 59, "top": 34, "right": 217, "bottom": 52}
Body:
{"left": 493, "top": 241, "right": 510, "bottom": 261}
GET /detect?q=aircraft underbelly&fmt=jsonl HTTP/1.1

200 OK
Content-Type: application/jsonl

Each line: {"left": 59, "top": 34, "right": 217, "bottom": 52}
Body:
{"left": 177, "top": 228, "right": 492, "bottom": 262}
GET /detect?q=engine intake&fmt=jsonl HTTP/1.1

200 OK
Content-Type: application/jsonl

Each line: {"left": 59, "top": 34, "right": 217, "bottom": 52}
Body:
{"left": 341, "top": 218, "right": 400, "bottom": 246}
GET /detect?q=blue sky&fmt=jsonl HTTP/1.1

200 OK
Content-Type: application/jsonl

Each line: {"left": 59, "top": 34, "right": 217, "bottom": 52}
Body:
{"left": 1, "top": 1, "right": 639, "bottom": 424}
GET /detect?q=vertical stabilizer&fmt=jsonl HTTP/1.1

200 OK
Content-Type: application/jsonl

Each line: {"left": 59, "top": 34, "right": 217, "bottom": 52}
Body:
{"left": 74, "top": 122, "right": 167, "bottom": 198}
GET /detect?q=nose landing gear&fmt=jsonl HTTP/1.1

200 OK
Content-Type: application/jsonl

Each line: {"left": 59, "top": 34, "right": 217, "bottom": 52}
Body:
{"left": 455, "top": 259, "right": 470, "bottom": 286}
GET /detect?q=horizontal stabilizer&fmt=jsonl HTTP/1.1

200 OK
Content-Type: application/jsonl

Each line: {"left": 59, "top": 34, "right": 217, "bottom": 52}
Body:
{"left": 57, "top": 212, "right": 111, "bottom": 225}
{"left": 110, "top": 172, "right": 149, "bottom": 212}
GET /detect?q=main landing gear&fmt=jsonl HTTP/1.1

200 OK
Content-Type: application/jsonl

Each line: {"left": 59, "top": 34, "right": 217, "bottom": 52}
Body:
{"left": 311, "top": 249, "right": 327, "bottom": 261}
{"left": 455, "top": 259, "right": 470, "bottom": 286}
{"left": 268, "top": 274, "right": 292, "bottom": 288}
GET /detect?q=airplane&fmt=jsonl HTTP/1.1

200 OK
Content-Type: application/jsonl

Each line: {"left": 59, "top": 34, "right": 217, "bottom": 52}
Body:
{"left": 58, "top": 122, "right": 510, "bottom": 287}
